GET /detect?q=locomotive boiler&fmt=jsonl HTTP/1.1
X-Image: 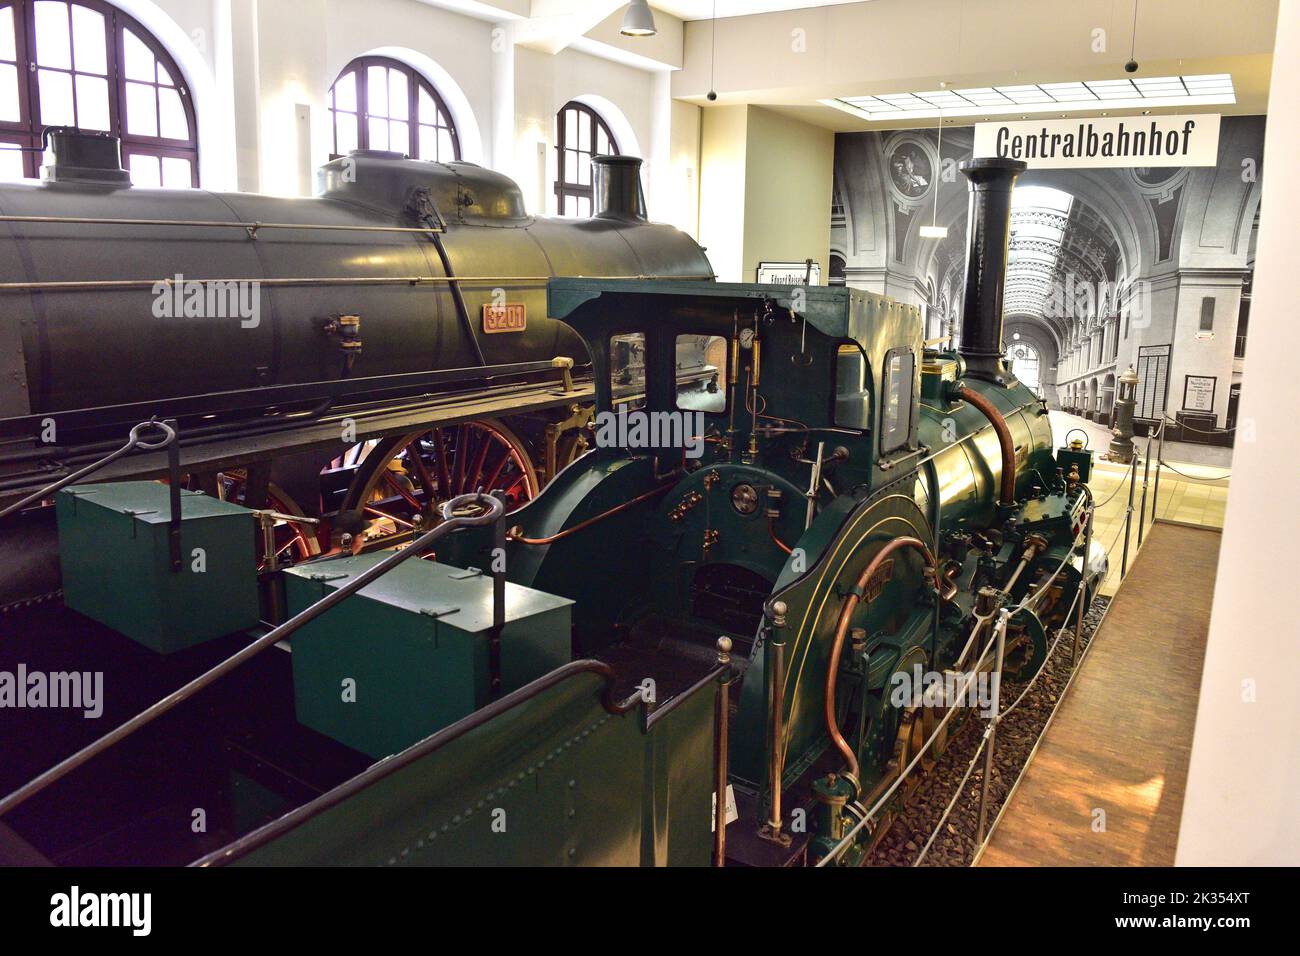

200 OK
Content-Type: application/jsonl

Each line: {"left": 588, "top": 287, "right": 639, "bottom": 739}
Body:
{"left": 0, "top": 156, "right": 1106, "bottom": 867}
{"left": 0, "top": 130, "right": 711, "bottom": 604}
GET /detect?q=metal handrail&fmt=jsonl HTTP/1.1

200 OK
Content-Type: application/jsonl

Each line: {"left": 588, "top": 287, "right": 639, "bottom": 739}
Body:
{"left": 191, "top": 657, "right": 638, "bottom": 866}
{"left": 0, "top": 419, "right": 175, "bottom": 521}
{"left": 0, "top": 492, "right": 506, "bottom": 820}
{"left": 0, "top": 273, "right": 716, "bottom": 293}
{"left": 0, "top": 213, "right": 445, "bottom": 236}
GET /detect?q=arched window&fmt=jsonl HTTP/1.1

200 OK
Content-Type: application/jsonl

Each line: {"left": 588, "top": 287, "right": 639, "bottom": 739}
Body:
{"left": 1008, "top": 339, "right": 1041, "bottom": 392}
{"left": 0, "top": 0, "right": 198, "bottom": 185}
{"left": 328, "top": 56, "right": 459, "bottom": 162}
{"left": 828, "top": 254, "right": 846, "bottom": 287}
{"left": 555, "top": 100, "right": 617, "bottom": 217}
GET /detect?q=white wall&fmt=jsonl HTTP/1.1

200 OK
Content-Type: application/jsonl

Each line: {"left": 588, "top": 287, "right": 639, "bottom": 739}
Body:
{"left": 1176, "top": 0, "right": 1300, "bottom": 865}
{"left": 129, "top": 0, "right": 687, "bottom": 231}
{"left": 512, "top": 44, "right": 653, "bottom": 216}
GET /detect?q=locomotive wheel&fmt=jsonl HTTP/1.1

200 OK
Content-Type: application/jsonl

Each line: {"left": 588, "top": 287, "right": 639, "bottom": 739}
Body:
{"left": 339, "top": 419, "right": 539, "bottom": 543}
{"left": 213, "top": 471, "right": 322, "bottom": 570}
{"left": 883, "top": 647, "right": 938, "bottom": 778}
{"left": 1000, "top": 608, "right": 1049, "bottom": 682}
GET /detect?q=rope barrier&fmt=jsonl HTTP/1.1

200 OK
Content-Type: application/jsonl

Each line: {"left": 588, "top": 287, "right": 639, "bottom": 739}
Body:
{"left": 816, "top": 623, "right": 1004, "bottom": 866}
{"left": 1154, "top": 459, "right": 1232, "bottom": 482}
{"left": 912, "top": 729, "right": 989, "bottom": 866}
{"left": 1162, "top": 413, "right": 1235, "bottom": 435}
{"left": 968, "top": 582, "right": 1121, "bottom": 865}
{"left": 823, "top": 467, "right": 1126, "bottom": 865}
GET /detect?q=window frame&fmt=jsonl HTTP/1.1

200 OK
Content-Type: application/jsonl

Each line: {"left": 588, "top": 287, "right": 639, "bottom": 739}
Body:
{"left": 327, "top": 55, "right": 460, "bottom": 163}
{"left": 879, "top": 346, "right": 916, "bottom": 455}
{"left": 673, "top": 333, "right": 729, "bottom": 416}
{"left": 554, "top": 100, "right": 618, "bottom": 218}
{"left": 0, "top": 0, "right": 199, "bottom": 185}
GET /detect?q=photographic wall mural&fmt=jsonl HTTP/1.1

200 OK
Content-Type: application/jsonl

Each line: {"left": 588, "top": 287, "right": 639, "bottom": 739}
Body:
{"left": 830, "top": 116, "right": 1263, "bottom": 447}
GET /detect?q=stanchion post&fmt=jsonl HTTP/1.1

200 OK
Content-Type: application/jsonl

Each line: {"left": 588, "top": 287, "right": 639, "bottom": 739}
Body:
{"left": 1151, "top": 420, "right": 1166, "bottom": 524}
{"left": 976, "top": 608, "right": 1010, "bottom": 844}
{"left": 713, "top": 637, "right": 733, "bottom": 867}
{"left": 761, "top": 601, "right": 791, "bottom": 846}
{"left": 259, "top": 511, "right": 282, "bottom": 623}
{"left": 1073, "top": 503, "right": 1093, "bottom": 665}
{"left": 1138, "top": 431, "right": 1152, "bottom": 547}
{"left": 1120, "top": 455, "right": 1138, "bottom": 579}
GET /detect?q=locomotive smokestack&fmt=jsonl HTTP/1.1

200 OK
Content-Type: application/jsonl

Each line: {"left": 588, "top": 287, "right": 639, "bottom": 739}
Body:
{"left": 41, "top": 128, "right": 131, "bottom": 185}
{"left": 957, "top": 157, "right": 1026, "bottom": 382}
{"left": 592, "top": 155, "right": 647, "bottom": 221}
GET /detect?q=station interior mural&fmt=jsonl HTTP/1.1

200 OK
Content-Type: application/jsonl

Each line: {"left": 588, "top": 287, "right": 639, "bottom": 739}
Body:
{"left": 830, "top": 116, "right": 1262, "bottom": 461}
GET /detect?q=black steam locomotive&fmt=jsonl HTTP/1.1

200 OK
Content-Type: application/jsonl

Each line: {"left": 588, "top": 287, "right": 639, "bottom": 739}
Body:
{"left": 0, "top": 130, "right": 712, "bottom": 605}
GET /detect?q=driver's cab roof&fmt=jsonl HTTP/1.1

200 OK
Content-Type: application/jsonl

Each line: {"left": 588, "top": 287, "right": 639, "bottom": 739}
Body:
{"left": 547, "top": 278, "right": 920, "bottom": 353}
{"left": 547, "top": 279, "right": 925, "bottom": 456}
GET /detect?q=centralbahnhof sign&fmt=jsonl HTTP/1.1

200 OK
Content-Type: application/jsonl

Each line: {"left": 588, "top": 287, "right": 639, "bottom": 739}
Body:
{"left": 974, "top": 113, "right": 1222, "bottom": 168}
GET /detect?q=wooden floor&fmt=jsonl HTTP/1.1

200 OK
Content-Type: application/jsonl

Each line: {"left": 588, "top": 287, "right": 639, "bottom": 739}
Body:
{"left": 978, "top": 521, "right": 1221, "bottom": 866}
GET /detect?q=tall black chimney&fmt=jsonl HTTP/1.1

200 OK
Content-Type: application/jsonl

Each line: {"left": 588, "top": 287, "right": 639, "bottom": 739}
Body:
{"left": 957, "top": 157, "right": 1026, "bottom": 382}
{"left": 592, "top": 155, "right": 647, "bottom": 221}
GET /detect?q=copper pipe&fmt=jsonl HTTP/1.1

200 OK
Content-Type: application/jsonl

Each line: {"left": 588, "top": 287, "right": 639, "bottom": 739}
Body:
{"left": 956, "top": 384, "right": 1017, "bottom": 506}
{"left": 768, "top": 516, "right": 793, "bottom": 555}
{"left": 825, "top": 536, "right": 939, "bottom": 782}
{"left": 508, "top": 484, "right": 671, "bottom": 545}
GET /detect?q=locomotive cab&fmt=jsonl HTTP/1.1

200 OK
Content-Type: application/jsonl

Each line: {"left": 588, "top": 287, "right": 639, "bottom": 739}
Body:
{"left": 512, "top": 280, "right": 929, "bottom": 683}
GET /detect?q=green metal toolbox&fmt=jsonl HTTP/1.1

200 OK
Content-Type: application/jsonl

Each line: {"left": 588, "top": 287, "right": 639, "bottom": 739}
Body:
{"left": 285, "top": 554, "right": 573, "bottom": 759}
{"left": 55, "top": 481, "right": 261, "bottom": 653}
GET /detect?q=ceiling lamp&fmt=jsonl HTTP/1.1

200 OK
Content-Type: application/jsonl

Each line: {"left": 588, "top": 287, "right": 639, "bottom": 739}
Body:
{"left": 620, "top": 0, "right": 657, "bottom": 37}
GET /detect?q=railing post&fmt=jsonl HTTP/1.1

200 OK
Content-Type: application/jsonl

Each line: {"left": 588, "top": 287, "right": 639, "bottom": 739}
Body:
{"left": 259, "top": 511, "right": 282, "bottom": 623}
{"left": 1151, "top": 420, "right": 1166, "bottom": 524}
{"left": 976, "top": 608, "right": 1010, "bottom": 844}
{"left": 1121, "top": 454, "right": 1138, "bottom": 579}
{"left": 1138, "top": 430, "right": 1152, "bottom": 547}
{"left": 166, "top": 419, "right": 183, "bottom": 572}
{"left": 713, "top": 637, "right": 733, "bottom": 867}
{"left": 1073, "top": 502, "right": 1094, "bottom": 665}
{"left": 760, "top": 600, "right": 791, "bottom": 845}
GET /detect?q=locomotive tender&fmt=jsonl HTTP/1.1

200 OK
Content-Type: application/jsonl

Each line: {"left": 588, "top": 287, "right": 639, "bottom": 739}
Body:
{"left": 0, "top": 146, "right": 1105, "bottom": 866}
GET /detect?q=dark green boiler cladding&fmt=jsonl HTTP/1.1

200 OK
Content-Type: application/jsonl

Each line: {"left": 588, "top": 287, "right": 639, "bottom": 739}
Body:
{"left": 0, "top": 131, "right": 711, "bottom": 419}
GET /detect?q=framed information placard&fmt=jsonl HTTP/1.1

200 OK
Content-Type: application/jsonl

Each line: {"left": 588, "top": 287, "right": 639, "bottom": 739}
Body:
{"left": 1183, "top": 375, "right": 1217, "bottom": 412}
{"left": 756, "top": 261, "right": 821, "bottom": 285}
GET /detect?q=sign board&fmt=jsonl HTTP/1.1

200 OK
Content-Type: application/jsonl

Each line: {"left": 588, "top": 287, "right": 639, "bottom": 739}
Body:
{"left": 974, "top": 114, "right": 1221, "bottom": 168}
{"left": 1183, "top": 375, "right": 1217, "bottom": 412}
{"left": 1135, "top": 344, "right": 1171, "bottom": 420}
{"left": 711, "top": 784, "right": 738, "bottom": 832}
{"left": 757, "top": 261, "right": 821, "bottom": 285}
{"left": 482, "top": 303, "right": 526, "bottom": 334}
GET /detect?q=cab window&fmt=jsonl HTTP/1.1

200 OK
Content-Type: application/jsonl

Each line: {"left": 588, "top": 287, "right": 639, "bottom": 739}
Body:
{"left": 609, "top": 333, "right": 646, "bottom": 411}
{"left": 881, "top": 347, "right": 914, "bottom": 452}
{"left": 675, "top": 334, "right": 727, "bottom": 414}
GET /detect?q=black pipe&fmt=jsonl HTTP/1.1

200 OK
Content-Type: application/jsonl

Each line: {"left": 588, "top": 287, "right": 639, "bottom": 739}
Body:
{"left": 957, "top": 157, "right": 1026, "bottom": 382}
{"left": 592, "top": 156, "right": 647, "bottom": 222}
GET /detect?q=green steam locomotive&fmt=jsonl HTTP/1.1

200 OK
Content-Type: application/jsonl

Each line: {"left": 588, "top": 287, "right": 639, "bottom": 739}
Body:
{"left": 0, "top": 157, "right": 1103, "bottom": 867}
